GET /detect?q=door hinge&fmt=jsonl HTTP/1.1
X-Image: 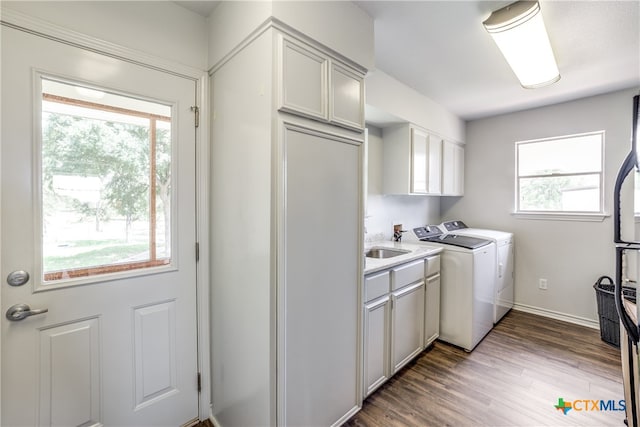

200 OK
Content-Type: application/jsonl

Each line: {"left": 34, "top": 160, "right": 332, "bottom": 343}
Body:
{"left": 190, "top": 106, "right": 200, "bottom": 128}
{"left": 195, "top": 242, "right": 200, "bottom": 262}
{"left": 197, "top": 372, "right": 201, "bottom": 393}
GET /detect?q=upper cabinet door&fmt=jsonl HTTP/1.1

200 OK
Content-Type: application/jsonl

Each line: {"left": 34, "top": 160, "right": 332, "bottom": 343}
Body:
{"left": 330, "top": 62, "right": 365, "bottom": 130}
{"left": 383, "top": 123, "right": 461, "bottom": 196}
{"left": 277, "top": 33, "right": 365, "bottom": 132}
{"left": 279, "top": 37, "right": 329, "bottom": 121}
{"left": 411, "top": 128, "right": 441, "bottom": 195}
{"left": 411, "top": 128, "right": 429, "bottom": 194}
{"left": 442, "top": 140, "right": 464, "bottom": 196}
{"left": 427, "top": 133, "right": 442, "bottom": 194}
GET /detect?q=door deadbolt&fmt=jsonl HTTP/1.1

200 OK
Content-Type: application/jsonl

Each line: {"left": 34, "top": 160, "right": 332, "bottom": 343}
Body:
{"left": 7, "top": 270, "right": 29, "bottom": 287}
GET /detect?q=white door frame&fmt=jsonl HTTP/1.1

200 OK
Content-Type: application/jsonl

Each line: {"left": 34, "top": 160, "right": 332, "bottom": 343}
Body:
{"left": 0, "top": 8, "right": 212, "bottom": 422}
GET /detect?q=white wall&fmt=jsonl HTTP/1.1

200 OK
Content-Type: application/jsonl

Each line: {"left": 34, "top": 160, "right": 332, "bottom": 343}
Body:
{"left": 364, "top": 68, "right": 464, "bottom": 242}
{"left": 207, "top": 1, "right": 273, "bottom": 69}
{"left": 2, "top": 1, "right": 209, "bottom": 71}
{"left": 208, "top": 1, "right": 374, "bottom": 71}
{"left": 272, "top": 1, "right": 374, "bottom": 70}
{"left": 366, "top": 69, "right": 465, "bottom": 143}
{"left": 366, "top": 126, "right": 440, "bottom": 242}
{"left": 441, "top": 88, "right": 639, "bottom": 325}
{"left": 210, "top": 29, "right": 274, "bottom": 426}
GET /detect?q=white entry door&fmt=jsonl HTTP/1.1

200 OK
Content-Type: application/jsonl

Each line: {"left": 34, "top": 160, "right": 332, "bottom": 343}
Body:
{"left": 1, "top": 26, "right": 199, "bottom": 426}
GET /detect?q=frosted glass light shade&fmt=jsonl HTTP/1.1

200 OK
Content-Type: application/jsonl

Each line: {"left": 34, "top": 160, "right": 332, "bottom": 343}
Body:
{"left": 483, "top": 1, "right": 560, "bottom": 89}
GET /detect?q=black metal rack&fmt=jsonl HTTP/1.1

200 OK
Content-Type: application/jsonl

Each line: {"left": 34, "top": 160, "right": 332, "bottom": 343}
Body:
{"left": 612, "top": 94, "right": 640, "bottom": 427}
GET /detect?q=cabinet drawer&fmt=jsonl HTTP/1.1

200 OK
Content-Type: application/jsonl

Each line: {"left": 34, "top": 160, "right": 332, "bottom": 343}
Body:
{"left": 391, "top": 260, "right": 424, "bottom": 290}
{"left": 426, "top": 255, "right": 440, "bottom": 277}
{"left": 365, "top": 271, "right": 390, "bottom": 302}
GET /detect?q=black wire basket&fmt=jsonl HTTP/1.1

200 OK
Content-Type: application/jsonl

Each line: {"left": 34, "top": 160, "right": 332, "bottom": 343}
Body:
{"left": 593, "top": 275, "right": 637, "bottom": 347}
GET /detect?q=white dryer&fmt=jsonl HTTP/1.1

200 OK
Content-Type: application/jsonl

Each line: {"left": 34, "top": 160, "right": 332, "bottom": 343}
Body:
{"left": 411, "top": 226, "right": 496, "bottom": 352}
{"left": 440, "top": 220, "right": 514, "bottom": 323}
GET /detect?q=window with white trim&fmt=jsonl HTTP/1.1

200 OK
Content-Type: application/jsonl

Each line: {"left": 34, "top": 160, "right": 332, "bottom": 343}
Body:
{"left": 40, "top": 77, "right": 173, "bottom": 283}
{"left": 515, "top": 132, "right": 604, "bottom": 214}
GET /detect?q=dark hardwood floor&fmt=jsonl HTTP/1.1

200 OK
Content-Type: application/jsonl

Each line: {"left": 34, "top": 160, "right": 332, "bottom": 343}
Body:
{"left": 345, "top": 310, "right": 626, "bottom": 427}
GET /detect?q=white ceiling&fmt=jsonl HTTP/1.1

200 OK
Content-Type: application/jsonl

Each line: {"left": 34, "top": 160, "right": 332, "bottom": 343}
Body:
{"left": 356, "top": 0, "right": 640, "bottom": 120}
{"left": 175, "top": 1, "right": 220, "bottom": 17}
{"left": 175, "top": 1, "right": 640, "bottom": 121}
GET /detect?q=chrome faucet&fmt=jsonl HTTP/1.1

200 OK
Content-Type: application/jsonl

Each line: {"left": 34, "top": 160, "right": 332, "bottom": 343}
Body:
{"left": 393, "top": 224, "right": 406, "bottom": 242}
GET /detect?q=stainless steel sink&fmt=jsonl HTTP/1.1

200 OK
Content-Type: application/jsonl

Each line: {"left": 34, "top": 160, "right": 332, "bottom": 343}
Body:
{"left": 365, "top": 247, "right": 411, "bottom": 259}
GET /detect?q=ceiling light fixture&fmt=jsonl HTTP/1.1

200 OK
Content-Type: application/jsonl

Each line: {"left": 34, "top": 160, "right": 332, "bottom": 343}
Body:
{"left": 483, "top": 0, "right": 560, "bottom": 89}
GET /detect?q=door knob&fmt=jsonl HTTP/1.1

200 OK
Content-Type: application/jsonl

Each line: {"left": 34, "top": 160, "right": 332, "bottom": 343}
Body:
{"left": 5, "top": 304, "right": 48, "bottom": 321}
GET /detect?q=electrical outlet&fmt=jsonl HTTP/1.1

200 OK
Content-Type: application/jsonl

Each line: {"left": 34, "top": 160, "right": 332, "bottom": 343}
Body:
{"left": 539, "top": 278, "right": 548, "bottom": 290}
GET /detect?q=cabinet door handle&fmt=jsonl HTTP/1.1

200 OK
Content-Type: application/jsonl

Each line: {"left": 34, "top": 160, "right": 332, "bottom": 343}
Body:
{"left": 393, "top": 281, "right": 424, "bottom": 298}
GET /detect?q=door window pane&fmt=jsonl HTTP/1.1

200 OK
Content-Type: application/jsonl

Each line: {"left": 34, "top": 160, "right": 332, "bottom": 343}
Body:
{"left": 41, "top": 78, "right": 172, "bottom": 282}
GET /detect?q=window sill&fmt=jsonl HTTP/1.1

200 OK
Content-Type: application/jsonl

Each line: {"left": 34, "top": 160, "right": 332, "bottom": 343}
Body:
{"left": 512, "top": 212, "right": 609, "bottom": 222}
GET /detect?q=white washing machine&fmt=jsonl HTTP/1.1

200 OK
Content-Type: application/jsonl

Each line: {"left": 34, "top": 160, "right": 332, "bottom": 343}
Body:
{"left": 410, "top": 226, "right": 496, "bottom": 352}
{"left": 440, "top": 220, "right": 514, "bottom": 324}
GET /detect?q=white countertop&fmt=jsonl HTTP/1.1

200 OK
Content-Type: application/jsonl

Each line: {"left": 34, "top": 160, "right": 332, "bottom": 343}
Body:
{"left": 364, "top": 240, "right": 443, "bottom": 275}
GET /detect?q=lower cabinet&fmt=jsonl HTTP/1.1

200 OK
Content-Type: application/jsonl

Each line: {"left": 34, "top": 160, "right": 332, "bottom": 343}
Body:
{"left": 363, "top": 258, "right": 432, "bottom": 397}
{"left": 424, "top": 254, "right": 441, "bottom": 348}
{"left": 424, "top": 273, "right": 441, "bottom": 347}
{"left": 363, "top": 296, "right": 391, "bottom": 396}
{"left": 391, "top": 281, "right": 425, "bottom": 373}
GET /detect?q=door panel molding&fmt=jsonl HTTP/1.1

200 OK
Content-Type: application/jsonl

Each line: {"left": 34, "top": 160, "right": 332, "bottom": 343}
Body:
{"left": 133, "top": 300, "right": 178, "bottom": 410}
{"left": 38, "top": 317, "right": 101, "bottom": 427}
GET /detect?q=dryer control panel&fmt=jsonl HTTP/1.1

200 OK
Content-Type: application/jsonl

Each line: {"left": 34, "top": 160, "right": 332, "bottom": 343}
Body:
{"left": 441, "top": 220, "right": 468, "bottom": 232}
{"left": 413, "top": 225, "right": 443, "bottom": 240}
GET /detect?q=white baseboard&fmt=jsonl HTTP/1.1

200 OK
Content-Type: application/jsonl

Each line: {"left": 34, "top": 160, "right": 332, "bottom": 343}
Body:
{"left": 513, "top": 303, "right": 600, "bottom": 330}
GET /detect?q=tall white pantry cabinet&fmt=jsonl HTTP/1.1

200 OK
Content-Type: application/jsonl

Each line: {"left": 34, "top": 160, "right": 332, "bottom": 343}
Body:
{"left": 210, "top": 23, "right": 365, "bottom": 427}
